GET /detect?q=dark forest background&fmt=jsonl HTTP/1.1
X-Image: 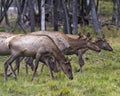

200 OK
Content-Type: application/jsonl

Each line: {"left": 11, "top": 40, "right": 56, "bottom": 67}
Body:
{"left": 0, "top": 0, "right": 120, "bottom": 35}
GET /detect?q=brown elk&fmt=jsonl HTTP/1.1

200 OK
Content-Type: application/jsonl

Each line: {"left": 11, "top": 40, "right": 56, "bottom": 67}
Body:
{"left": 67, "top": 34, "right": 113, "bottom": 72}
{"left": 29, "top": 31, "right": 101, "bottom": 71}
{"left": 0, "top": 32, "right": 34, "bottom": 75}
{"left": 31, "top": 31, "right": 101, "bottom": 53}
{"left": 4, "top": 34, "right": 73, "bottom": 81}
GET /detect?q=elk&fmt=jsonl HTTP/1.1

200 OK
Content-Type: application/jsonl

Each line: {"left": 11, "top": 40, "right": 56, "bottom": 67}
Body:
{"left": 30, "top": 31, "right": 101, "bottom": 53}
{"left": 77, "top": 37, "right": 113, "bottom": 72}
{"left": 66, "top": 34, "right": 113, "bottom": 72}
{"left": 4, "top": 34, "right": 73, "bottom": 81}
{"left": 0, "top": 32, "right": 34, "bottom": 75}
{"left": 28, "top": 31, "right": 101, "bottom": 72}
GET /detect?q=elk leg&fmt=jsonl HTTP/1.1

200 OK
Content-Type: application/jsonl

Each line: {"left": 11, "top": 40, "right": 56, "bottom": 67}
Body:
{"left": 15, "top": 57, "right": 23, "bottom": 75}
{"left": 25, "top": 58, "right": 29, "bottom": 74}
{"left": 4, "top": 55, "right": 18, "bottom": 81}
{"left": 29, "top": 57, "right": 34, "bottom": 71}
{"left": 31, "top": 54, "right": 41, "bottom": 81}
{"left": 47, "top": 58, "right": 54, "bottom": 79}
{"left": 76, "top": 51, "right": 85, "bottom": 73}
{"left": 7, "top": 57, "right": 24, "bottom": 77}
{"left": 25, "top": 57, "right": 34, "bottom": 74}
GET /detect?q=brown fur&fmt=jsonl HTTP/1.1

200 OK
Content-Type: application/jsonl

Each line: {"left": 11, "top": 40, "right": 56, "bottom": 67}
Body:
{"left": 4, "top": 34, "right": 73, "bottom": 81}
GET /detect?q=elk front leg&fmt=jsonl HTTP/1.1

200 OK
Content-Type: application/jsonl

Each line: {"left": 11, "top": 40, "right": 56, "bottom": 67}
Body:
{"left": 46, "top": 58, "right": 54, "bottom": 79}
{"left": 31, "top": 54, "right": 41, "bottom": 81}
{"left": 76, "top": 50, "right": 85, "bottom": 73}
{"left": 4, "top": 55, "right": 17, "bottom": 81}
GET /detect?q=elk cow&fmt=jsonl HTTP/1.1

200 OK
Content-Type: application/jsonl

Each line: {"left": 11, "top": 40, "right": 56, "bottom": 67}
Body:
{"left": 29, "top": 31, "right": 101, "bottom": 72}
{"left": 66, "top": 34, "right": 113, "bottom": 72}
{"left": 76, "top": 36, "right": 113, "bottom": 72}
{"left": 0, "top": 32, "right": 34, "bottom": 75}
{"left": 4, "top": 34, "right": 73, "bottom": 81}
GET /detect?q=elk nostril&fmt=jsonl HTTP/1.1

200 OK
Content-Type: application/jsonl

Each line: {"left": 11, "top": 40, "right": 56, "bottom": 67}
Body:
{"left": 110, "top": 48, "right": 113, "bottom": 51}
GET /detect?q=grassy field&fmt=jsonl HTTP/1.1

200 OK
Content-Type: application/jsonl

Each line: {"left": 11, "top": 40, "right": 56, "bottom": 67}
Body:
{"left": 0, "top": 1, "right": 120, "bottom": 95}
{"left": 0, "top": 35, "right": 119, "bottom": 96}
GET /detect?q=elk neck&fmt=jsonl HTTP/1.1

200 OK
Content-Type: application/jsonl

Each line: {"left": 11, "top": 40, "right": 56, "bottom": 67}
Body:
{"left": 67, "top": 37, "right": 88, "bottom": 51}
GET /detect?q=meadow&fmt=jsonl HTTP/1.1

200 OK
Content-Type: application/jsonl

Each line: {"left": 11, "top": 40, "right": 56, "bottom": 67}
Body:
{"left": 0, "top": 31, "right": 119, "bottom": 96}
{"left": 0, "top": 1, "right": 120, "bottom": 95}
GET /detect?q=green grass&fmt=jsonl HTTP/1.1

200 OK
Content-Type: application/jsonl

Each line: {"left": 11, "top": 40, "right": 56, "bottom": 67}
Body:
{"left": 0, "top": 36, "right": 120, "bottom": 96}
{"left": 0, "top": 1, "right": 119, "bottom": 95}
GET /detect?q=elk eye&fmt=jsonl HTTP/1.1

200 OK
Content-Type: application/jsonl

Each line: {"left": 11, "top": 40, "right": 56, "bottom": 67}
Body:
{"left": 68, "top": 69, "right": 71, "bottom": 72}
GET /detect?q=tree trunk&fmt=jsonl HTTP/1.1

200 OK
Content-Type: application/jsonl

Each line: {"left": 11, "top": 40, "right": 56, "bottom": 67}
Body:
{"left": 116, "top": 0, "right": 120, "bottom": 27}
{"left": 53, "top": 0, "right": 58, "bottom": 31}
{"left": 37, "top": 0, "right": 41, "bottom": 30}
{"left": 22, "top": 0, "right": 28, "bottom": 16}
{"left": 28, "top": 0, "right": 35, "bottom": 32}
{"left": 72, "top": 0, "right": 78, "bottom": 34}
{"left": 41, "top": 0, "right": 45, "bottom": 31}
{"left": 61, "top": 0, "right": 71, "bottom": 34}
{"left": 3, "top": 0, "right": 11, "bottom": 27}
{"left": 90, "top": 0, "right": 102, "bottom": 34}
{"left": 0, "top": 0, "right": 13, "bottom": 23}
{"left": 0, "top": 1, "right": 2, "bottom": 17}
{"left": 112, "top": 0, "right": 117, "bottom": 24}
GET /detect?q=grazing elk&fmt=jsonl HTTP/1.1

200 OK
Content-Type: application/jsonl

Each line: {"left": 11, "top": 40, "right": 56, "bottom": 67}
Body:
{"left": 77, "top": 37, "right": 113, "bottom": 72}
{"left": 4, "top": 34, "right": 73, "bottom": 81}
{"left": 28, "top": 31, "right": 101, "bottom": 72}
{"left": 0, "top": 32, "right": 34, "bottom": 75}
{"left": 66, "top": 34, "right": 113, "bottom": 72}
{"left": 31, "top": 31, "right": 101, "bottom": 53}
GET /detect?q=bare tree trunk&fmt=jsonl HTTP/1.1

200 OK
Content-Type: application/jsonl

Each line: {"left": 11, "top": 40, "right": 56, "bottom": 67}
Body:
{"left": 90, "top": 0, "right": 102, "bottom": 34}
{"left": 112, "top": 0, "right": 117, "bottom": 24}
{"left": 22, "top": 0, "right": 28, "bottom": 16}
{"left": 53, "top": 0, "right": 58, "bottom": 31}
{"left": 61, "top": 0, "right": 71, "bottom": 34}
{"left": 37, "top": 0, "right": 41, "bottom": 30}
{"left": 28, "top": 0, "right": 35, "bottom": 32}
{"left": 116, "top": 0, "right": 120, "bottom": 28}
{"left": 72, "top": 0, "right": 78, "bottom": 34}
{"left": 13, "top": 0, "right": 26, "bottom": 33}
{"left": 0, "top": 0, "right": 13, "bottom": 23}
{"left": 3, "top": 0, "right": 11, "bottom": 27}
{"left": 0, "top": 1, "right": 2, "bottom": 17}
{"left": 41, "top": 0, "right": 45, "bottom": 31}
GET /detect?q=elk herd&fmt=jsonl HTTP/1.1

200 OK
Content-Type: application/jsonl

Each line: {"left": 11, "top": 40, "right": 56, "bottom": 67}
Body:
{"left": 0, "top": 31, "right": 113, "bottom": 81}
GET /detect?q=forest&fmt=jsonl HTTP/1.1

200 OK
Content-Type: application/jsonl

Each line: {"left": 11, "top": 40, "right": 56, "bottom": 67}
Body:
{"left": 0, "top": 0, "right": 120, "bottom": 96}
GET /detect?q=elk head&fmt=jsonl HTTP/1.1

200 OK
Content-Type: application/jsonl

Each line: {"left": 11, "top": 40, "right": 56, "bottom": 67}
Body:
{"left": 95, "top": 37, "right": 113, "bottom": 51}
{"left": 85, "top": 33, "right": 101, "bottom": 52}
{"left": 61, "top": 57, "right": 73, "bottom": 80}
